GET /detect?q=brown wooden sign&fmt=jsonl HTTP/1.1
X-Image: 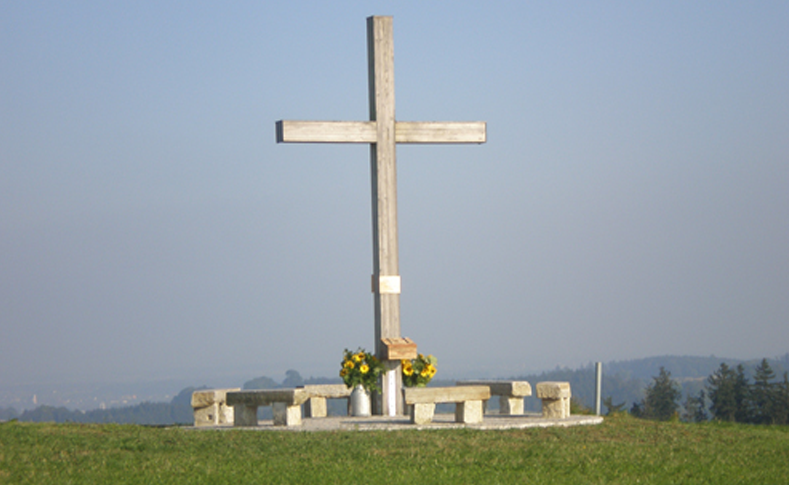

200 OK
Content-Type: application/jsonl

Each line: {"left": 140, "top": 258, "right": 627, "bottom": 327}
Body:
{"left": 381, "top": 337, "right": 417, "bottom": 360}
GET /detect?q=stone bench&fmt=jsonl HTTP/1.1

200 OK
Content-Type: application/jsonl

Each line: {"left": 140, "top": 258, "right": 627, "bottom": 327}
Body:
{"left": 226, "top": 388, "right": 310, "bottom": 427}
{"left": 300, "top": 384, "right": 352, "bottom": 418}
{"left": 191, "top": 388, "right": 240, "bottom": 427}
{"left": 404, "top": 386, "right": 491, "bottom": 425}
{"left": 456, "top": 380, "right": 532, "bottom": 415}
{"left": 535, "top": 381, "right": 571, "bottom": 419}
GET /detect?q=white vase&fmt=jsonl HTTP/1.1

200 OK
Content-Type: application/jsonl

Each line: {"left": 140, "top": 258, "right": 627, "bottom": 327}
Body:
{"left": 350, "top": 385, "right": 371, "bottom": 417}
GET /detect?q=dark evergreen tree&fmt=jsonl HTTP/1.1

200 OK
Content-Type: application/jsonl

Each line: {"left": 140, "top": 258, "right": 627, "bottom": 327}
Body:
{"left": 733, "top": 364, "right": 751, "bottom": 423}
{"left": 707, "top": 363, "right": 750, "bottom": 422}
{"left": 642, "top": 367, "right": 681, "bottom": 420}
{"left": 629, "top": 400, "right": 643, "bottom": 418}
{"left": 603, "top": 396, "right": 626, "bottom": 415}
{"left": 682, "top": 390, "right": 708, "bottom": 423}
{"left": 751, "top": 358, "right": 777, "bottom": 424}
{"left": 775, "top": 372, "right": 789, "bottom": 425}
{"left": 19, "top": 406, "right": 85, "bottom": 423}
{"left": 707, "top": 363, "right": 736, "bottom": 421}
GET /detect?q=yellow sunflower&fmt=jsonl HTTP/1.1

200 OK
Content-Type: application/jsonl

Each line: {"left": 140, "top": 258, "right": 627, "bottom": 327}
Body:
{"left": 360, "top": 364, "right": 370, "bottom": 374}
{"left": 426, "top": 364, "right": 437, "bottom": 377}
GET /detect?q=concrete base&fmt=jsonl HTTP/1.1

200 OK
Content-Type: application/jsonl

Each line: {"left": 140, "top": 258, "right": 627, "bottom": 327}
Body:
{"left": 187, "top": 413, "right": 604, "bottom": 432}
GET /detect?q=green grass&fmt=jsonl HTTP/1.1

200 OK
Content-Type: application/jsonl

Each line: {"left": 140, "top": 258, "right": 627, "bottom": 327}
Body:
{"left": 1, "top": 415, "right": 788, "bottom": 484}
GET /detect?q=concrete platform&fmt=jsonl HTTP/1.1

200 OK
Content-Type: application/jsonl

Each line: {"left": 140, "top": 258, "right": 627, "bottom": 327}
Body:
{"left": 186, "top": 412, "right": 603, "bottom": 432}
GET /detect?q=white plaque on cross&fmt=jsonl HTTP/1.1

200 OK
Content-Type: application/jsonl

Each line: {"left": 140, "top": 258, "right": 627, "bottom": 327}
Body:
{"left": 276, "top": 16, "right": 486, "bottom": 416}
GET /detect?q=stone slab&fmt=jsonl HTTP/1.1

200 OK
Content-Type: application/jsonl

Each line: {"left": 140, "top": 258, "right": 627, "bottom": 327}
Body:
{"left": 535, "top": 382, "right": 571, "bottom": 399}
{"left": 191, "top": 388, "right": 240, "bottom": 408}
{"left": 457, "top": 380, "right": 532, "bottom": 397}
{"left": 404, "top": 386, "right": 490, "bottom": 405}
{"left": 186, "top": 413, "right": 603, "bottom": 432}
{"left": 301, "top": 384, "right": 352, "bottom": 399}
{"left": 226, "top": 389, "right": 310, "bottom": 407}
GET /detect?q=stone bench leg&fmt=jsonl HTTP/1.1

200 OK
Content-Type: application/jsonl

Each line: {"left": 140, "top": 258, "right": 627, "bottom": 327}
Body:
{"left": 194, "top": 404, "right": 220, "bottom": 426}
{"left": 198, "top": 403, "right": 234, "bottom": 425}
{"left": 234, "top": 405, "right": 258, "bottom": 427}
{"left": 192, "top": 389, "right": 238, "bottom": 426}
{"left": 273, "top": 402, "right": 302, "bottom": 426}
{"left": 410, "top": 403, "right": 435, "bottom": 425}
{"left": 304, "top": 397, "right": 327, "bottom": 418}
{"left": 219, "top": 403, "right": 235, "bottom": 424}
{"left": 500, "top": 396, "right": 524, "bottom": 415}
{"left": 455, "top": 400, "right": 484, "bottom": 424}
{"left": 541, "top": 397, "right": 570, "bottom": 419}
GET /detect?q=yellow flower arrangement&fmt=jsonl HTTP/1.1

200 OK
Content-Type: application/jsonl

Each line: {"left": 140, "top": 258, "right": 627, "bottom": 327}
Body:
{"left": 340, "top": 348, "right": 385, "bottom": 392}
{"left": 402, "top": 353, "right": 437, "bottom": 387}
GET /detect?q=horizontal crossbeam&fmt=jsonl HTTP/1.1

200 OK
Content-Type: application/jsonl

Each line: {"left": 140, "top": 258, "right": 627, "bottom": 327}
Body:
{"left": 276, "top": 120, "right": 486, "bottom": 144}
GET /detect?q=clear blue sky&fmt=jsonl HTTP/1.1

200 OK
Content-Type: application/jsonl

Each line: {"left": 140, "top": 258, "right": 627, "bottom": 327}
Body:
{"left": 2, "top": 2, "right": 787, "bottom": 389}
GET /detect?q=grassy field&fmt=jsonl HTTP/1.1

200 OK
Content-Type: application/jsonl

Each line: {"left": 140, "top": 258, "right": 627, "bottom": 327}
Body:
{"left": 1, "top": 414, "right": 788, "bottom": 484}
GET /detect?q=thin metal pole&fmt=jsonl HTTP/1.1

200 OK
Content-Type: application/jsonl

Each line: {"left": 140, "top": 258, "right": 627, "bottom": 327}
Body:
{"left": 595, "top": 362, "right": 602, "bottom": 416}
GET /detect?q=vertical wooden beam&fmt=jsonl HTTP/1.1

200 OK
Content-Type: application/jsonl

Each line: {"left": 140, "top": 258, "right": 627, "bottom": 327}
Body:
{"left": 276, "top": 16, "right": 486, "bottom": 417}
{"left": 368, "top": 15, "right": 402, "bottom": 416}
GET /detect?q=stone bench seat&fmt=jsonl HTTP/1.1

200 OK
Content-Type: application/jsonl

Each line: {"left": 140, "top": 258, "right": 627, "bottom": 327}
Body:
{"left": 191, "top": 388, "right": 240, "bottom": 427}
{"left": 404, "top": 386, "right": 491, "bottom": 425}
{"left": 226, "top": 388, "right": 310, "bottom": 427}
{"left": 456, "top": 380, "right": 532, "bottom": 415}
{"left": 300, "top": 384, "right": 352, "bottom": 418}
{"left": 535, "top": 381, "right": 571, "bottom": 419}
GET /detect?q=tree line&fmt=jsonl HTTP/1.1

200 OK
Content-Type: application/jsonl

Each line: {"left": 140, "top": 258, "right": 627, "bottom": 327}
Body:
{"left": 0, "top": 387, "right": 196, "bottom": 425}
{"left": 0, "top": 370, "right": 335, "bottom": 425}
{"left": 615, "top": 359, "right": 789, "bottom": 424}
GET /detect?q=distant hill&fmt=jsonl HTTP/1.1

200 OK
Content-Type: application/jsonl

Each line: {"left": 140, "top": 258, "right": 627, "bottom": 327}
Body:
{"left": 511, "top": 353, "right": 789, "bottom": 413}
{"left": 5, "top": 387, "right": 198, "bottom": 425}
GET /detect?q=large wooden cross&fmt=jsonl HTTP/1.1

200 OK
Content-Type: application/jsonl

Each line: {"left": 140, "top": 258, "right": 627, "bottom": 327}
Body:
{"left": 276, "top": 16, "right": 486, "bottom": 416}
